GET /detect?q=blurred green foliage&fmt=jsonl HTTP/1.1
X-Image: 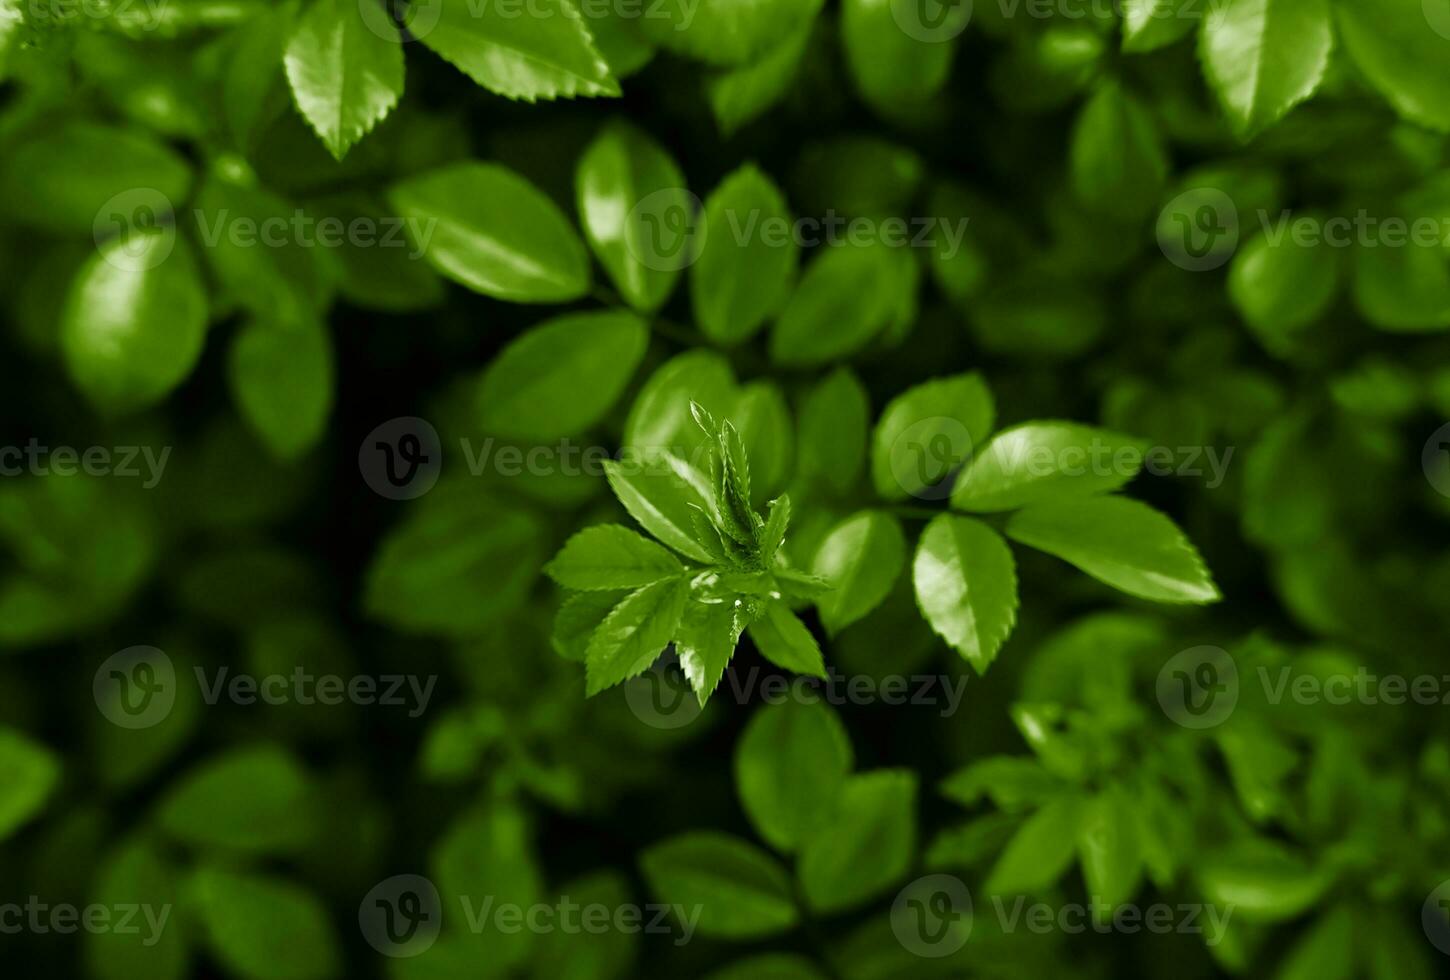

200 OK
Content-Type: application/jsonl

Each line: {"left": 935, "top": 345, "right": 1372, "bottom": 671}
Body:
{"left": 3, "top": 0, "right": 1450, "bottom": 977}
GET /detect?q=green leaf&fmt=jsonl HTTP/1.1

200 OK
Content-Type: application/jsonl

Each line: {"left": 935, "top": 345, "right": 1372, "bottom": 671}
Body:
{"left": 912, "top": 514, "right": 1019, "bottom": 673}
{"left": 756, "top": 495, "right": 791, "bottom": 568}
{"left": 636, "top": 0, "right": 824, "bottom": 67}
{"left": 604, "top": 454, "right": 718, "bottom": 563}
{"left": 746, "top": 600, "right": 826, "bottom": 677}
{"left": 774, "top": 568, "right": 834, "bottom": 602}
{"left": 1006, "top": 496, "right": 1221, "bottom": 604}
{"left": 588, "top": 7, "right": 657, "bottom": 78}
{"left": 0, "top": 728, "right": 60, "bottom": 841}
{"left": 189, "top": 867, "right": 340, "bottom": 980}
{"left": 639, "top": 832, "right": 799, "bottom": 938}
{"left": 1228, "top": 226, "right": 1341, "bottom": 354}
{"left": 533, "top": 871, "right": 638, "bottom": 980}
{"left": 432, "top": 803, "right": 542, "bottom": 965}
{"left": 1195, "top": 841, "right": 1333, "bottom": 922}
{"left": 706, "top": 25, "right": 812, "bottom": 135}
{"left": 941, "top": 756, "right": 1064, "bottom": 812}
{"left": 1352, "top": 239, "right": 1450, "bottom": 332}
{"left": 798, "top": 770, "right": 917, "bottom": 913}
{"left": 87, "top": 839, "right": 188, "bottom": 980}
{"left": 319, "top": 194, "right": 445, "bottom": 312}
{"left": 584, "top": 577, "right": 688, "bottom": 694}
{"left": 985, "top": 795, "right": 1083, "bottom": 895}
{"left": 692, "top": 164, "right": 798, "bottom": 344}
{"left": 192, "top": 173, "right": 332, "bottom": 327}
{"left": 157, "top": 744, "right": 317, "bottom": 854}
{"left": 576, "top": 121, "right": 688, "bottom": 311}
{"left": 732, "top": 381, "right": 794, "bottom": 498}
{"left": 1336, "top": 0, "right": 1450, "bottom": 132}
{"left": 1275, "top": 904, "right": 1354, "bottom": 980}
{"left": 61, "top": 231, "right": 208, "bottom": 413}
{"left": 871, "top": 372, "right": 995, "bottom": 501}
{"left": 227, "top": 319, "right": 334, "bottom": 460}
{"left": 704, "top": 955, "right": 829, "bottom": 980}
{"left": 1076, "top": 786, "right": 1143, "bottom": 913}
{"left": 812, "top": 511, "right": 906, "bottom": 634}
{"left": 546, "top": 524, "right": 684, "bottom": 590}
{"left": 1200, "top": 0, "right": 1333, "bottom": 139}
{"left": 389, "top": 162, "right": 591, "bottom": 302}
{"left": 1121, "top": 0, "right": 1200, "bottom": 52}
{"left": 553, "top": 591, "right": 626, "bottom": 661}
{"left": 283, "top": 0, "right": 404, "bottom": 159}
{"left": 735, "top": 699, "right": 853, "bottom": 852}
{"left": 477, "top": 310, "right": 648, "bottom": 439}
{"left": 841, "top": 0, "right": 954, "bottom": 106}
{"left": 677, "top": 597, "right": 750, "bottom": 703}
{"left": 951, "top": 421, "right": 1148, "bottom": 512}
{"left": 414, "top": 0, "right": 619, "bottom": 100}
{"left": 1070, "top": 80, "right": 1167, "bottom": 220}
{"left": 624, "top": 349, "right": 738, "bottom": 460}
{"left": 365, "top": 488, "right": 545, "bottom": 636}
{"left": 769, "top": 240, "right": 915, "bottom": 366}
{"left": 797, "top": 367, "right": 869, "bottom": 496}
{"left": 0, "top": 121, "right": 191, "bottom": 231}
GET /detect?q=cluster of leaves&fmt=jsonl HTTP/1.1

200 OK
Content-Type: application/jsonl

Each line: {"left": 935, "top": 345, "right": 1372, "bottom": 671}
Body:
{"left": 3, "top": 0, "right": 1450, "bottom": 978}
{"left": 550, "top": 373, "right": 1221, "bottom": 700}
{"left": 545, "top": 402, "right": 830, "bottom": 703}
